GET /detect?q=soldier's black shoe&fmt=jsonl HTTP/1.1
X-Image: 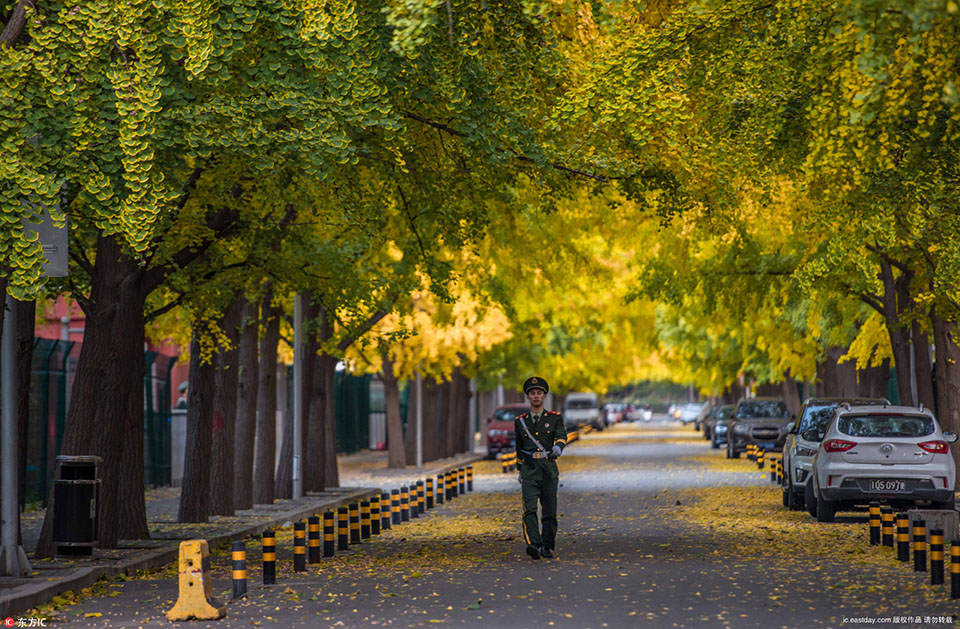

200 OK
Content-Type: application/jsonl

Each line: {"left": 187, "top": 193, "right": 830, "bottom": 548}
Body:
{"left": 526, "top": 544, "right": 541, "bottom": 560}
{"left": 540, "top": 546, "right": 554, "bottom": 559}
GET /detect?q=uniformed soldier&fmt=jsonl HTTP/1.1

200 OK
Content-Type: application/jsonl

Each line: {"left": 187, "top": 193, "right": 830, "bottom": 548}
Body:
{"left": 515, "top": 376, "right": 567, "bottom": 559}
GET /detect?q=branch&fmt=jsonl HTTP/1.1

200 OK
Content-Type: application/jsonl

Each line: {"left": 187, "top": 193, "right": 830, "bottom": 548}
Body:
{"left": 857, "top": 291, "right": 884, "bottom": 314}
{"left": 144, "top": 259, "right": 253, "bottom": 321}
{"left": 404, "top": 112, "right": 610, "bottom": 183}
{"left": 69, "top": 249, "right": 95, "bottom": 277}
{"left": 0, "top": 0, "right": 35, "bottom": 48}
{"left": 337, "top": 308, "right": 393, "bottom": 353}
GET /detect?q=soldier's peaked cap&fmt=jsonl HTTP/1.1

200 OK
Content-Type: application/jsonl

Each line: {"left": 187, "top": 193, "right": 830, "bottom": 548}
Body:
{"left": 523, "top": 376, "right": 549, "bottom": 394}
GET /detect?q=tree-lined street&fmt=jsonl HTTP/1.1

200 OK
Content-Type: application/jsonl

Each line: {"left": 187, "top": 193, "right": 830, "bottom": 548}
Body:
{"left": 27, "top": 423, "right": 955, "bottom": 627}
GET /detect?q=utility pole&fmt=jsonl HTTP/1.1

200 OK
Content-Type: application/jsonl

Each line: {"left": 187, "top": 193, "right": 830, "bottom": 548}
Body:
{"left": 415, "top": 372, "right": 423, "bottom": 468}
{"left": 292, "top": 293, "right": 303, "bottom": 499}
{"left": 1, "top": 294, "right": 31, "bottom": 576}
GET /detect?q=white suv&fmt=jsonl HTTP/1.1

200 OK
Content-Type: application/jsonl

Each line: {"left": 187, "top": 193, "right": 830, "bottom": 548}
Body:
{"left": 806, "top": 405, "right": 958, "bottom": 522}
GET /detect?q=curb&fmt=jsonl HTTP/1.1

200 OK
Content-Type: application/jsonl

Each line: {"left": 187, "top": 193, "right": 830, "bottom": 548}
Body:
{"left": 1, "top": 457, "right": 480, "bottom": 618}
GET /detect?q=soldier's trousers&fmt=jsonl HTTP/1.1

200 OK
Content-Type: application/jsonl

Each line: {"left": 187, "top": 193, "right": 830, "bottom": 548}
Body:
{"left": 521, "top": 476, "right": 558, "bottom": 549}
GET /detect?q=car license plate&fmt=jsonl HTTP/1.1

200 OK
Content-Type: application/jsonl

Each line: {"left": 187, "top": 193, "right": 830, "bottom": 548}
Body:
{"left": 869, "top": 479, "right": 906, "bottom": 492}
{"left": 759, "top": 442, "right": 775, "bottom": 451}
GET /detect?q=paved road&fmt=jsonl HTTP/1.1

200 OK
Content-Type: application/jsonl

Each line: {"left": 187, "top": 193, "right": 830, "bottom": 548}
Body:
{"left": 35, "top": 423, "right": 958, "bottom": 628}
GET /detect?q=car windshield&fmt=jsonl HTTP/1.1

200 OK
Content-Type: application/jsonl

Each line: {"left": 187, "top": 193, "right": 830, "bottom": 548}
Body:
{"left": 736, "top": 401, "right": 789, "bottom": 419}
{"left": 716, "top": 406, "right": 734, "bottom": 420}
{"left": 494, "top": 408, "right": 526, "bottom": 421}
{"left": 798, "top": 405, "right": 839, "bottom": 433}
{"left": 837, "top": 414, "right": 936, "bottom": 438}
{"left": 567, "top": 400, "right": 596, "bottom": 409}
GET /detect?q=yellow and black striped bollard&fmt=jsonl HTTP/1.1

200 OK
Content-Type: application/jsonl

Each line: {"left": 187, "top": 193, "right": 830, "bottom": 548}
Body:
{"left": 458, "top": 467, "right": 466, "bottom": 494}
{"left": 756, "top": 448, "right": 765, "bottom": 470}
{"left": 361, "top": 500, "right": 372, "bottom": 539}
{"left": 436, "top": 475, "right": 445, "bottom": 505}
{"left": 931, "top": 529, "right": 945, "bottom": 585}
{"left": 349, "top": 502, "right": 361, "bottom": 543}
{"left": 467, "top": 465, "right": 474, "bottom": 492}
{"left": 769, "top": 457, "right": 778, "bottom": 483}
{"left": 371, "top": 495, "right": 381, "bottom": 535}
{"left": 777, "top": 459, "right": 784, "bottom": 485}
{"left": 323, "top": 511, "right": 335, "bottom": 557}
{"left": 511, "top": 452, "right": 518, "bottom": 472}
{"left": 868, "top": 502, "right": 881, "bottom": 546}
{"left": 747, "top": 444, "right": 755, "bottom": 462}
{"left": 308, "top": 515, "right": 321, "bottom": 564}
{"left": 262, "top": 530, "right": 276, "bottom": 585}
{"left": 232, "top": 540, "right": 246, "bottom": 599}
{"left": 337, "top": 506, "right": 349, "bottom": 550}
{"left": 451, "top": 470, "right": 459, "bottom": 498}
{"left": 914, "top": 518, "right": 927, "bottom": 572}
{"left": 951, "top": 539, "right": 960, "bottom": 598}
{"left": 502, "top": 454, "right": 509, "bottom": 474}
{"left": 400, "top": 486, "right": 410, "bottom": 522}
{"left": 896, "top": 512, "right": 910, "bottom": 562}
{"left": 410, "top": 482, "right": 420, "bottom": 519}
{"left": 426, "top": 478, "right": 435, "bottom": 509}
{"left": 381, "top": 492, "right": 392, "bottom": 530}
{"left": 418, "top": 481, "right": 427, "bottom": 515}
{"left": 881, "top": 507, "right": 893, "bottom": 547}
{"left": 391, "top": 489, "right": 402, "bottom": 524}
{"left": 294, "top": 520, "right": 307, "bottom": 572}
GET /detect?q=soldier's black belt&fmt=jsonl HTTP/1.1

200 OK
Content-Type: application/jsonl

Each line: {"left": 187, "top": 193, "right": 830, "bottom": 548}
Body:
{"left": 529, "top": 452, "right": 549, "bottom": 459}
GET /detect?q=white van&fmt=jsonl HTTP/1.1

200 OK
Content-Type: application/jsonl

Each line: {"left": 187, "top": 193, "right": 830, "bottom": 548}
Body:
{"left": 564, "top": 392, "right": 603, "bottom": 431}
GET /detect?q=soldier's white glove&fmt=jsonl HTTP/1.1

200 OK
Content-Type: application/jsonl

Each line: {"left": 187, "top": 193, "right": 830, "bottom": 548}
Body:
{"left": 551, "top": 445, "right": 562, "bottom": 458}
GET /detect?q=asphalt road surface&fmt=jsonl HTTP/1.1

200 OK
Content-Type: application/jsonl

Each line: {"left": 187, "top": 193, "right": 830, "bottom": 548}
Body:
{"left": 39, "top": 422, "right": 959, "bottom": 628}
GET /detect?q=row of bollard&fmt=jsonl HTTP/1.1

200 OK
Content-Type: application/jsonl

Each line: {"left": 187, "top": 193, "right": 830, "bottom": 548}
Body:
{"left": 864, "top": 502, "right": 959, "bottom": 595}
{"left": 251, "top": 465, "right": 474, "bottom": 590}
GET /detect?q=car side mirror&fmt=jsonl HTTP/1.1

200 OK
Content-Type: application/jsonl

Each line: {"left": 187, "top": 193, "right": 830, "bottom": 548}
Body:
{"left": 944, "top": 431, "right": 958, "bottom": 444}
{"left": 801, "top": 429, "right": 822, "bottom": 442}
{"left": 786, "top": 422, "right": 795, "bottom": 434}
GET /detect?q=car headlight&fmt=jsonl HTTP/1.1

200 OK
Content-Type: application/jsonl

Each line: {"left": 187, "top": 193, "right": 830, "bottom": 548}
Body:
{"left": 733, "top": 424, "right": 750, "bottom": 434}
{"left": 715, "top": 424, "right": 728, "bottom": 433}
{"left": 793, "top": 446, "right": 817, "bottom": 457}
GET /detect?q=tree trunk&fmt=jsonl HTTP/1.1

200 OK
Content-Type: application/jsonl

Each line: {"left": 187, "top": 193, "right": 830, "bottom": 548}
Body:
{"left": 912, "top": 322, "right": 935, "bottom": 411}
{"left": 780, "top": 371, "right": 801, "bottom": 418}
{"left": 35, "top": 236, "right": 151, "bottom": 558}
{"left": 16, "top": 299, "right": 34, "bottom": 545}
{"left": 209, "top": 297, "right": 241, "bottom": 516}
{"left": 858, "top": 358, "right": 892, "bottom": 400}
{"left": 446, "top": 374, "right": 461, "bottom": 457}
{"left": 434, "top": 379, "right": 450, "bottom": 460}
{"left": 178, "top": 333, "right": 217, "bottom": 523}
{"left": 254, "top": 290, "right": 280, "bottom": 505}
{"left": 879, "top": 259, "right": 914, "bottom": 406}
{"left": 382, "top": 357, "right": 406, "bottom": 469}
{"left": 816, "top": 346, "right": 858, "bottom": 397}
{"left": 304, "top": 347, "right": 327, "bottom": 492}
{"left": 233, "top": 297, "right": 259, "bottom": 510}
{"left": 931, "top": 311, "right": 960, "bottom": 478}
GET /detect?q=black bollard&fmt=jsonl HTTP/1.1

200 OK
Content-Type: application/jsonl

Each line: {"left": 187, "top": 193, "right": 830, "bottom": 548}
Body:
{"left": 436, "top": 475, "right": 445, "bottom": 505}
{"left": 338, "top": 506, "right": 349, "bottom": 551}
{"left": 391, "top": 489, "right": 402, "bottom": 525}
{"left": 232, "top": 540, "right": 247, "bottom": 599}
{"left": 426, "top": 478, "right": 435, "bottom": 509}
{"left": 931, "top": 529, "right": 944, "bottom": 586}
{"left": 262, "top": 530, "right": 276, "bottom": 585}
{"left": 294, "top": 520, "right": 307, "bottom": 572}
{"left": 881, "top": 507, "right": 893, "bottom": 547}
{"left": 868, "top": 502, "right": 881, "bottom": 546}
{"left": 896, "top": 512, "right": 910, "bottom": 562}
{"left": 349, "top": 502, "right": 361, "bottom": 543}
{"left": 914, "top": 519, "right": 927, "bottom": 572}
{"left": 952, "top": 540, "right": 960, "bottom": 599}
{"left": 308, "top": 516, "right": 321, "bottom": 564}
{"left": 361, "top": 500, "right": 372, "bottom": 539}
{"left": 467, "top": 465, "right": 474, "bottom": 492}
{"left": 323, "top": 511, "right": 335, "bottom": 558}
{"left": 417, "top": 481, "right": 426, "bottom": 515}
{"left": 400, "top": 486, "right": 410, "bottom": 522}
{"left": 410, "top": 484, "right": 419, "bottom": 520}
{"left": 459, "top": 467, "right": 466, "bottom": 494}
{"left": 382, "top": 492, "right": 392, "bottom": 530}
{"left": 371, "top": 495, "right": 381, "bottom": 535}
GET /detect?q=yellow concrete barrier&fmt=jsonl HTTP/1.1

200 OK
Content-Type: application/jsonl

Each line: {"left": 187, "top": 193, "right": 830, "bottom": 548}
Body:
{"left": 166, "top": 539, "right": 226, "bottom": 621}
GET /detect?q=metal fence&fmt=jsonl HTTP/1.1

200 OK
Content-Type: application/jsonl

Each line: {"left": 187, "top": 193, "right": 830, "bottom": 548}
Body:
{"left": 22, "top": 338, "right": 176, "bottom": 506}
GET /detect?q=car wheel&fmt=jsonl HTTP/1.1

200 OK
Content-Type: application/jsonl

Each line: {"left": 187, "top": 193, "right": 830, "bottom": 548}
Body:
{"left": 781, "top": 487, "right": 790, "bottom": 508}
{"left": 711, "top": 437, "right": 720, "bottom": 449}
{"left": 785, "top": 478, "right": 803, "bottom": 511}
{"left": 727, "top": 440, "right": 740, "bottom": 459}
{"left": 805, "top": 480, "right": 817, "bottom": 518}
{"left": 816, "top": 492, "right": 837, "bottom": 523}
{"left": 703, "top": 427, "right": 711, "bottom": 441}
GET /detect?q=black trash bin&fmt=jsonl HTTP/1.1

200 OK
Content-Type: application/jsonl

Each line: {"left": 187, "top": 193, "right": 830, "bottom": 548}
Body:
{"left": 52, "top": 455, "right": 101, "bottom": 556}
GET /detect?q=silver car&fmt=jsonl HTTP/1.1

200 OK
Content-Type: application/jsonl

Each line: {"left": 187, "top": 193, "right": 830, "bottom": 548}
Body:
{"left": 781, "top": 398, "right": 888, "bottom": 511}
{"left": 806, "top": 405, "right": 958, "bottom": 522}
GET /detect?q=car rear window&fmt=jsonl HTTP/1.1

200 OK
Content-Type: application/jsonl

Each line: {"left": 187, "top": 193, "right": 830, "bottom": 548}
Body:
{"left": 798, "top": 405, "right": 839, "bottom": 433}
{"left": 566, "top": 400, "right": 597, "bottom": 410}
{"left": 494, "top": 409, "right": 525, "bottom": 421}
{"left": 837, "top": 414, "right": 936, "bottom": 438}
{"left": 736, "top": 401, "right": 789, "bottom": 419}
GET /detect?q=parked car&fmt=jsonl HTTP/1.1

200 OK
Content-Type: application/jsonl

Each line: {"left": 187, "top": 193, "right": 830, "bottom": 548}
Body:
{"left": 694, "top": 403, "right": 713, "bottom": 432}
{"left": 707, "top": 405, "right": 735, "bottom": 448}
{"left": 564, "top": 392, "right": 604, "bottom": 431}
{"left": 486, "top": 403, "right": 527, "bottom": 458}
{"left": 702, "top": 404, "right": 725, "bottom": 440}
{"left": 678, "top": 402, "right": 705, "bottom": 425}
{"left": 601, "top": 403, "right": 625, "bottom": 425}
{"left": 638, "top": 404, "right": 654, "bottom": 422}
{"left": 781, "top": 397, "right": 888, "bottom": 510}
{"left": 726, "top": 398, "right": 792, "bottom": 458}
{"left": 806, "top": 404, "right": 958, "bottom": 522}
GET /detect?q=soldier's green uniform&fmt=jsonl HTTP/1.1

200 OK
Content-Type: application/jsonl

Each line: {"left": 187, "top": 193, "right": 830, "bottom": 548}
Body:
{"left": 515, "top": 377, "right": 567, "bottom": 558}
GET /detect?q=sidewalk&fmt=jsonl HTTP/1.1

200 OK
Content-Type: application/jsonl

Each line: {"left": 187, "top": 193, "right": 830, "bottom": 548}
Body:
{"left": 0, "top": 450, "right": 482, "bottom": 618}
